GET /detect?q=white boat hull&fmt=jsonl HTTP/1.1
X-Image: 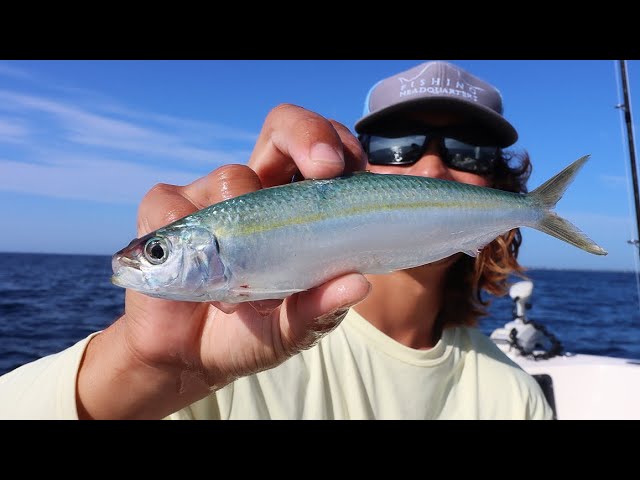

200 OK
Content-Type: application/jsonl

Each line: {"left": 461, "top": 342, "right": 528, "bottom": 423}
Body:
{"left": 504, "top": 349, "right": 640, "bottom": 420}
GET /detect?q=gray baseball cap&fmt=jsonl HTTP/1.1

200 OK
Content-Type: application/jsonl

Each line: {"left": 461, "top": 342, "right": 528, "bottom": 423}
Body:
{"left": 354, "top": 61, "right": 518, "bottom": 147}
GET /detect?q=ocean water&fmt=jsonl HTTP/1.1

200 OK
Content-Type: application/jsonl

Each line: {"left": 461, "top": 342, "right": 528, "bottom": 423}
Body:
{"left": 1, "top": 252, "right": 640, "bottom": 377}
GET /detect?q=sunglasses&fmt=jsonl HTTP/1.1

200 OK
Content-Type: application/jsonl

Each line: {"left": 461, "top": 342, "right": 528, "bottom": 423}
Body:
{"left": 359, "top": 132, "right": 500, "bottom": 175}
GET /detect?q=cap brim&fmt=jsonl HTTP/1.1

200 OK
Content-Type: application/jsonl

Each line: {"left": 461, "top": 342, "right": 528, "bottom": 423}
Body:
{"left": 354, "top": 97, "right": 518, "bottom": 148}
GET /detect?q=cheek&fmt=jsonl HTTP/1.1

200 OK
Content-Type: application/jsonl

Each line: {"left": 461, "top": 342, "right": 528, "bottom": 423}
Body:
{"left": 366, "top": 163, "right": 492, "bottom": 187}
{"left": 450, "top": 171, "right": 491, "bottom": 187}
{"left": 367, "top": 164, "right": 410, "bottom": 175}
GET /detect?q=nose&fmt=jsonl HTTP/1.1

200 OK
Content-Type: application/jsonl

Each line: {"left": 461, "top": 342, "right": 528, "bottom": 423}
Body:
{"left": 407, "top": 138, "right": 454, "bottom": 180}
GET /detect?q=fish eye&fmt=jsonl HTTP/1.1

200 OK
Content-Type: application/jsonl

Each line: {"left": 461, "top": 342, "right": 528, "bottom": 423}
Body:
{"left": 143, "top": 237, "right": 169, "bottom": 265}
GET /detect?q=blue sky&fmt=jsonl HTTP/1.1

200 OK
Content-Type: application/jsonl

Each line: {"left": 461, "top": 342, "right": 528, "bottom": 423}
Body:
{"left": 0, "top": 60, "right": 638, "bottom": 272}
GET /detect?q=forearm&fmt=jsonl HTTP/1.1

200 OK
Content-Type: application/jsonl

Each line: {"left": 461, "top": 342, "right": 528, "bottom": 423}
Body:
{"left": 76, "top": 317, "right": 213, "bottom": 420}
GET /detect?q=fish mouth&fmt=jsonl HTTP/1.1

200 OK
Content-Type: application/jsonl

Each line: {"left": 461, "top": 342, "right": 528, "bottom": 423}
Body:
{"left": 112, "top": 253, "right": 139, "bottom": 272}
{"left": 117, "top": 255, "right": 141, "bottom": 269}
{"left": 111, "top": 253, "right": 142, "bottom": 288}
{"left": 111, "top": 274, "right": 125, "bottom": 287}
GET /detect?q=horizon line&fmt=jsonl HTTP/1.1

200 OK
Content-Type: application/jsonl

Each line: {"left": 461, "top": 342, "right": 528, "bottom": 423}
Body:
{"left": 0, "top": 250, "right": 636, "bottom": 275}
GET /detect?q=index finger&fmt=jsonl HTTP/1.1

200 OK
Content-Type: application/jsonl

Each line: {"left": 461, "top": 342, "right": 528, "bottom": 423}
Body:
{"left": 137, "top": 164, "right": 261, "bottom": 236}
{"left": 248, "top": 104, "right": 347, "bottom": 188}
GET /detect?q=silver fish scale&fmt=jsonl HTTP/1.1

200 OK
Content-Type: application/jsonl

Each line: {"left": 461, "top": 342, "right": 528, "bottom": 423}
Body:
{"left": 191, "top": 173, "right": 529, "bottom": 234}
{"left": 111, "top": 157, "right": 607, "bottom": 302}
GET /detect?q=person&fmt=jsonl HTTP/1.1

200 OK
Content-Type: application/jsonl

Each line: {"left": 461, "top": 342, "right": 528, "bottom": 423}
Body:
{"left": 0, "top": 61, "right": 553, "bottom": 420}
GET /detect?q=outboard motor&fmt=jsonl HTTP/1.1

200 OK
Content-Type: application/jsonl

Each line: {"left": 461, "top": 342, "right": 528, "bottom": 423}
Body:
{"left": 490, "top": 280, "right": 561, "bottom": 418}
{"left": 490, "top": 280, "right": 547, "bottom": 355}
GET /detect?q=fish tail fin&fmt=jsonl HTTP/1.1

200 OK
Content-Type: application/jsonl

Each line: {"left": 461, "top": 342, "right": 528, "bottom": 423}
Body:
{"left": 529, "top": 155, "right": 607, "bottom": 256}
{"left": 536, "top": 213, "right": 607, "bottom": 255}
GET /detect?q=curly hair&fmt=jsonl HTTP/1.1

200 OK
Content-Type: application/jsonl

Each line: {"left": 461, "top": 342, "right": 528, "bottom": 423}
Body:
{"left": 439, "top": 150, "right": 532, "bottom": 328}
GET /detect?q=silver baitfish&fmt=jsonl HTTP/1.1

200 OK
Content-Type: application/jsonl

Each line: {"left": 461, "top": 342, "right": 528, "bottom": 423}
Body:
{"left": 111, "top": 155, "right": 607, "bottom": 303}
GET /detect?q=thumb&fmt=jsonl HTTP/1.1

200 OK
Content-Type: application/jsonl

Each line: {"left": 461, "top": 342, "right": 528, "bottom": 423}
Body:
{"left": 279, "top": 273, "right": 371, "bottom": 353}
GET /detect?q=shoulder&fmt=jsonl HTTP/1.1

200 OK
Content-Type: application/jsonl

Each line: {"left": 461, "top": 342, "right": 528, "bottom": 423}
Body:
{"left": 451, "top": 326, "right": 554, "bottom": 419}
{"left": 454, "top": 326, "right": 538, "bottom": 384}
{"left": 456, "top": 326, "right": 527, "bottom": 368}
{"left": 0, "top": 333, "right": 99, "bottom": 419}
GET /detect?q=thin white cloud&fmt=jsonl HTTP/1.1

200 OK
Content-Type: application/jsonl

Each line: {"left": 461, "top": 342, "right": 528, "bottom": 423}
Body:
{"left": 0, "top": 89, "right": 256, "bottom": 165}
{"left": 0, "top": 155, "right": 200, "bottom": 205}
{"left": 560, "top": 211, "right": 633, "bottom": 227}
{"left": 0, "top": 62, "right": 33, "bottom": 80}
{"left": 3, "top": 63, "right": 260, "bottom": 144}
{"left": 0, "top": 75, "right": 260, "bottom": 205}
{"left": 601, "top": 174, "right": 631, "bottom": 188}
{"left": 99, "top": 104, "right": 259, "bottom": 142}
{"left": 519, "top": 211, "right": 636, "bottom": 271}
{"left": 0, "top": 117, "right": 30, "bottom": 143}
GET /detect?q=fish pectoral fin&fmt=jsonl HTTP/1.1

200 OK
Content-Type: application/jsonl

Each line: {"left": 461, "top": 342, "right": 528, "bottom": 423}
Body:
{"left": 459, "top": 231, "right": 506, "bottom": 258}
{"left": 460, "top": 238, "right": 496, "bottom": 258}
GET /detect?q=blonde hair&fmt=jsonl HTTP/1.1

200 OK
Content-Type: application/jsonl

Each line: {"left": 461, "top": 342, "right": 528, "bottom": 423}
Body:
{"left": 440, "top": 150, "right": 532, "bottom": 328}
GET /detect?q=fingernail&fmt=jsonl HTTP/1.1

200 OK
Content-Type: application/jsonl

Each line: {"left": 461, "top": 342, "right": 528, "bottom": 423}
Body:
{"left": 309, "top": 143, "right": 344, "bottom": 168}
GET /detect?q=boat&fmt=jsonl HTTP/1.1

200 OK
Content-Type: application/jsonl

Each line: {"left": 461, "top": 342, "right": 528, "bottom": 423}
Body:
{"left": 490, "top": 279, "right": 640, "bottom": 420}
{"left": 489, "top": 60, "right": 640, "bottom": 420}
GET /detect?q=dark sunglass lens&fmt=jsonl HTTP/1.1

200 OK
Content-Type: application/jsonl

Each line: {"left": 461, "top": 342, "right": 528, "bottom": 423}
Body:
{"left": 444, "top": 138, "right": 497, "bottom": 174}
{"left": 367, "top": 135, "right": 427, "bottom": 165}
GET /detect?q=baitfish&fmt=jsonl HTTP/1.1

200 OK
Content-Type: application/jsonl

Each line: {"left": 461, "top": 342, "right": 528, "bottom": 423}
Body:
{"left": 111, "top": 155, "right": 606, "bottom": 303}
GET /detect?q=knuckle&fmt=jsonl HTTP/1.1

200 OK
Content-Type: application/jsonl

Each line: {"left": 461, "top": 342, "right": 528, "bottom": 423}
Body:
{"left": 266, "top": 104, "right": 336, "bottom": 139}
{"left": 138, "top": 182, "right": 190, "bottom": 233}
{"left": 208, "top": 165, "right": 262, "bottom": 200}
{"left": 328, "top": 120, "right": 361, "bottom": 147}
{"left": 295, "top": 115, "right": 337, "bottom": 138}
{"left": 270, "top": 102, "right": 303, "bottom": 113}
{"left": 341, "top": 129, "right": 365, "bottom": 152}
{"left": 213, "top": 163, "right": 255, "bottom": 179}
{"left": 266, "top": 103, "right": 304, "bottom": 122}
{"left": 328, "top": 118, "right": 351, "bottom": 133}
{"left": 144, "top": 182, "right": 175, "bottom": 200}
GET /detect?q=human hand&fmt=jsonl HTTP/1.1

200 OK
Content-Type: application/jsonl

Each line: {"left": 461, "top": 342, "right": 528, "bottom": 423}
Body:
{"left": 77, "top": 104, "right": 371, "bottom": 419}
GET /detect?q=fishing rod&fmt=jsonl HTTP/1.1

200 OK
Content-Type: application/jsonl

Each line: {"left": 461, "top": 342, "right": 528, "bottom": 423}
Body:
{"left": 617, "top": 60, "right": 640, "bottom": 257}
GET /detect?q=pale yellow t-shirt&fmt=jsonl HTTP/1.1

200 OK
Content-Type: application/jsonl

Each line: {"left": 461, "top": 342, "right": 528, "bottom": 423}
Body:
{"left": 0, "top": 310, "right": 553, "bottom": 420}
